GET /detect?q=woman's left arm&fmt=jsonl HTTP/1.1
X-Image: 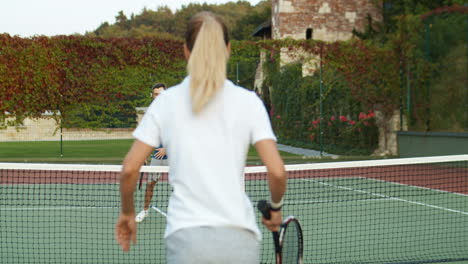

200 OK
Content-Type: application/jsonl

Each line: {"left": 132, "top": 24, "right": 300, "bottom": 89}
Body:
{"left": 115, "top": 140, "right": 154, "bottom": 251}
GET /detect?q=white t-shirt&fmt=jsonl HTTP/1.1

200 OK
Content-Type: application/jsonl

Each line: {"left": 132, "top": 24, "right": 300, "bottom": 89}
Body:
{"left": 133, "top": 76, "right": 276, "bottom": 240}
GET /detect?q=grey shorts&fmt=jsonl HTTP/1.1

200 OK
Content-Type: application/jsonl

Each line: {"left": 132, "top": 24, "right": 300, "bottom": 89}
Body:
{"left": 166, "top": 226, "right": 260, "bottom": 264}
{"left": 149, "top": 158, "right": 168, "bottom": 182}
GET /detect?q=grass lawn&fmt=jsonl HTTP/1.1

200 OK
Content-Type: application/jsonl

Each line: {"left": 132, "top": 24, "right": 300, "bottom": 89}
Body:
{"left": 0, "top": 139, "right": 134, "bottom": 164}
{"left": 0, "top": 139, "right": 304, "bottom": 165}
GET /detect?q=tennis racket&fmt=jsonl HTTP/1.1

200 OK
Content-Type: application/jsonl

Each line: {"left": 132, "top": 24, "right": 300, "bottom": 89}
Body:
{"left": 258, "top": 200, "right": 304, "bottom": 264}
{"left": 138, "top": 161, "right": 147, "bottom": 190}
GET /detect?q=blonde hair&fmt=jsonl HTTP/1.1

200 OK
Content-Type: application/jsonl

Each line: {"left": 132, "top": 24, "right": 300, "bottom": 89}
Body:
{"left": 185, "top": 12, "right": 230, "bottom": 114}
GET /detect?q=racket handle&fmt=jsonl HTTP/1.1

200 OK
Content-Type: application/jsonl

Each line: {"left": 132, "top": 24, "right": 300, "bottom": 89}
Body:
{"left": 257, "top": 200, "right": 272, "bottom": 219}
{"left": 272, "top": 231, "right": 281, "bottom": 254}
{"left": 138, "top": 172, "right": 144, "bottom": 190}
{"left": 138, "top": 161, "right": 147, "bottom": 190}
{"left": 258, "top": 200, "right": 282, "bottom": 255}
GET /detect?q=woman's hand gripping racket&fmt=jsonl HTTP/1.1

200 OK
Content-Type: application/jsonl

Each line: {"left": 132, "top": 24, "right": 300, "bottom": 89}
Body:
{"left": 258, "top": 200, "right": 304, "bottom": 264}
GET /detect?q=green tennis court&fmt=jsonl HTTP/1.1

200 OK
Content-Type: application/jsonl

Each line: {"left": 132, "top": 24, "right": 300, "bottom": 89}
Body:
{"left": 1, "top": 157, "right": 467, "bottom": 263}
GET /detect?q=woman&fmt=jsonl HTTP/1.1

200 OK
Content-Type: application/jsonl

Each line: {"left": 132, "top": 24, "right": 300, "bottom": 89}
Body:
{"left": 115, "top": 11, "right": 286, "bottom": 264}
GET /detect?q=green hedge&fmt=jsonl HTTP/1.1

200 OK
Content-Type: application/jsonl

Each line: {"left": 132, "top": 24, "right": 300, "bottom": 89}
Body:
{"left": 2, "top": 12, "right": 465, "bottom": 155}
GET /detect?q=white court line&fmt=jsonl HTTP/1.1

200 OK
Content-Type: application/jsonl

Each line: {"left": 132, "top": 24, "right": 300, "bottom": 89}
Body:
{"left": 284, "top": 198, "right": 392, "bottom": 205}
{"left": 151, "top": 206, "right": 168, "bottom": 217}
{"left": 0, "top": 205, "right": 170, "bottom": 217}
{"left": 367, "top": 177, "right": 468, "bottom": 197}
{"left": 0, "top": 206, "right": 118, "bottom": 211}
{"left": 0, "top": 200, "right": 388, "bottom": 212}
{"left": 304, "top": 178, "right": 468, "bottom": 216}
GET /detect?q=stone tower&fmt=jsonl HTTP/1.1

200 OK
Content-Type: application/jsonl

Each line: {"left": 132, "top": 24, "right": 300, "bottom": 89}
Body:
{"left": 271, "top": 0, "right": 382, "bottom": 41}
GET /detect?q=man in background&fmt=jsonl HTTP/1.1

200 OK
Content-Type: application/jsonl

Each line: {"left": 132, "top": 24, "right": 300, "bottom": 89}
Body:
{"left": 135, "top": 83, "right": 168, "bottom": 222}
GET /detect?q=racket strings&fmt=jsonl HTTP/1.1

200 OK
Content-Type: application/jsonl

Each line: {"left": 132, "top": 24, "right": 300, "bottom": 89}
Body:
{"left": 281, "top": 222, "right": 300, "bottom": 263}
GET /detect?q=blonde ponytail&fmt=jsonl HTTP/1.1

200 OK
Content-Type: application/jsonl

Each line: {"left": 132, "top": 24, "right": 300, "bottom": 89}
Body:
{"left": 185, "top": 12, "right": 230, "bottom": 114}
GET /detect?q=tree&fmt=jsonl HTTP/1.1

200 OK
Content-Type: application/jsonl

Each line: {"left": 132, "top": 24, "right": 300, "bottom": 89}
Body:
{"left": 232, "top": 1, "right": 271, "bottom": 40}
{"left": 115, "top": 11, "right": 130, "bottom": 30}
{"left": 89, "top": 1, "right": 271, "bottom": 40}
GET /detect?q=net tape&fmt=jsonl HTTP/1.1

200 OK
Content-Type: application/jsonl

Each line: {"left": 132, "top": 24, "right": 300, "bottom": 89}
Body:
{"left": 1, "top": 154, "right": 467, "bottom": 264}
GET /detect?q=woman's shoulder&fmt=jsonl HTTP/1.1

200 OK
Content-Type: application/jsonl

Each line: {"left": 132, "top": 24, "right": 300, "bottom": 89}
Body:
{"left": 158, "top": 78, "right": 189, "bottom": 101}
{"left": 225, "top": 80, "right": 258, "bottom": 99}
{"left": 166, "top": 78, "right": 189, "bottom": 94}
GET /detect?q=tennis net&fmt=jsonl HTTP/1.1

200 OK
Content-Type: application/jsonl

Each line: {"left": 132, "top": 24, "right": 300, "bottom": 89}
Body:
{"left": 1, "top": 155, "right": 467, "bottom": 264}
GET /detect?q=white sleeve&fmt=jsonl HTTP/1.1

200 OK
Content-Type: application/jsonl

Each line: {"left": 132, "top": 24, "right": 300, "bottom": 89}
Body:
{"left": 250, "top": 93, "right": 277, "bottom": 144}
{"left": 132, "top": 99, "right": 162, "bottom": 148}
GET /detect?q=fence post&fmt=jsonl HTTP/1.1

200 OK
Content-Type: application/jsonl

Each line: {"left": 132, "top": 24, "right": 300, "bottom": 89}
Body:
{"left": 399, "top": 61, "right": 404, "bottom": 131}
{"left": 406, "top": 62, "right": 411, "bottom": 129}
{"left": 466, "top": 13, "right": 468, "bottom": 131}
{"left": 319, "top": 48, "right": 324, "bottom": 156}
{"left": 424, "top": 19, "right": 432, "bottom": 132}
{"left": 60, "top": 117, "right": 63, "bottom": 158}
{"left": 236, "top": 62, "right": 240, "bottom": 85}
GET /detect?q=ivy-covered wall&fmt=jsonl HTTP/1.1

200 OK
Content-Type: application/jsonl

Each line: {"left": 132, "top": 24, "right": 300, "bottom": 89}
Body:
{"left": 1, "top": 6, "right": 466, "bottom": 156}
{"left": 0, "top": 35, "right": 186, "bottom": 129}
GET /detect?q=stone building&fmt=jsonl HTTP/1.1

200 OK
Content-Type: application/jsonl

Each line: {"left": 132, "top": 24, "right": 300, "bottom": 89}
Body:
{"left": 271, "top": 0, "right": 382, "bottom": 41}
{"left": 253, "top": 0, "right": 383, "bottom": 78}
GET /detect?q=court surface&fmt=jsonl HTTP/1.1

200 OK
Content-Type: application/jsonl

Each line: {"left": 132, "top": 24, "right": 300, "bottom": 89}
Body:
{"left": 1, "top": 164, "right": 467, "bottom": 264}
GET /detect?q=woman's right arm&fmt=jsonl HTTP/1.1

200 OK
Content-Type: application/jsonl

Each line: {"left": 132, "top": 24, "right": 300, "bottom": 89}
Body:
{"left": 255, "top": 139, "right": 287, "bottom": 231}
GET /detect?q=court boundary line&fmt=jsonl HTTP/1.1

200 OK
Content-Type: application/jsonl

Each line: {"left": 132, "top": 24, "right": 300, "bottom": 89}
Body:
{"left": 367, "top": 177, "right": 468, "bottom": 197}
{"left": 302, "top": 178, "right": 468, "bottom": 216}
{"left": 284, "top": 197, "right": 392, "bottom": 204}
{"left": 0, "top": 206, "right": 118, "bottom": 211}
{"left": 151, "top": 205, "right": 167, "bottom": 217}
{"left": 0, "top": 198, "right": 390, "bottom": 212}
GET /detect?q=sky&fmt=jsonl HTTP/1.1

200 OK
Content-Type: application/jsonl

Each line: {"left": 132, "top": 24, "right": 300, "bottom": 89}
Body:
{"left": 0, "top": 0, "right": 263, "bottom": 37}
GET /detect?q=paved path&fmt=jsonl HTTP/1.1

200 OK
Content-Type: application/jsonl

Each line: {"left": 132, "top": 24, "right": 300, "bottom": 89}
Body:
{"left": 277, "top": 144, "right": 336, "bottom": 157}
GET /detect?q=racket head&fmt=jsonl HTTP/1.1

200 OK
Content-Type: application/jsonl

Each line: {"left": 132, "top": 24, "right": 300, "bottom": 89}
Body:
{"left": 279, "top": 216, "right": 304, "bottom": 264}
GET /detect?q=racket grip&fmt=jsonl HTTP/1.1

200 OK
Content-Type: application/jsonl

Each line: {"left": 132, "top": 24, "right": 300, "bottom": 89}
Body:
{"left": 258, "top": 200, "right": 282, "bottom": 255}
{"left": 138, "top": 161, "right": 147, "bottom": 190}
{"left": 257, "top": 200, "right": 272, "bottom": 220}
{"left": 138, "top": 172, "right": 143, "bottom": 190}
{"left": 272, "top": 231, "right": 281, "bottom": 254}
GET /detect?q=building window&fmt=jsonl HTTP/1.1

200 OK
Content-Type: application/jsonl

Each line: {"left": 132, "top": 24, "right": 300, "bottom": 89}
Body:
{"left": 306, "top": 28, "right": 313, "bottom": 40}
